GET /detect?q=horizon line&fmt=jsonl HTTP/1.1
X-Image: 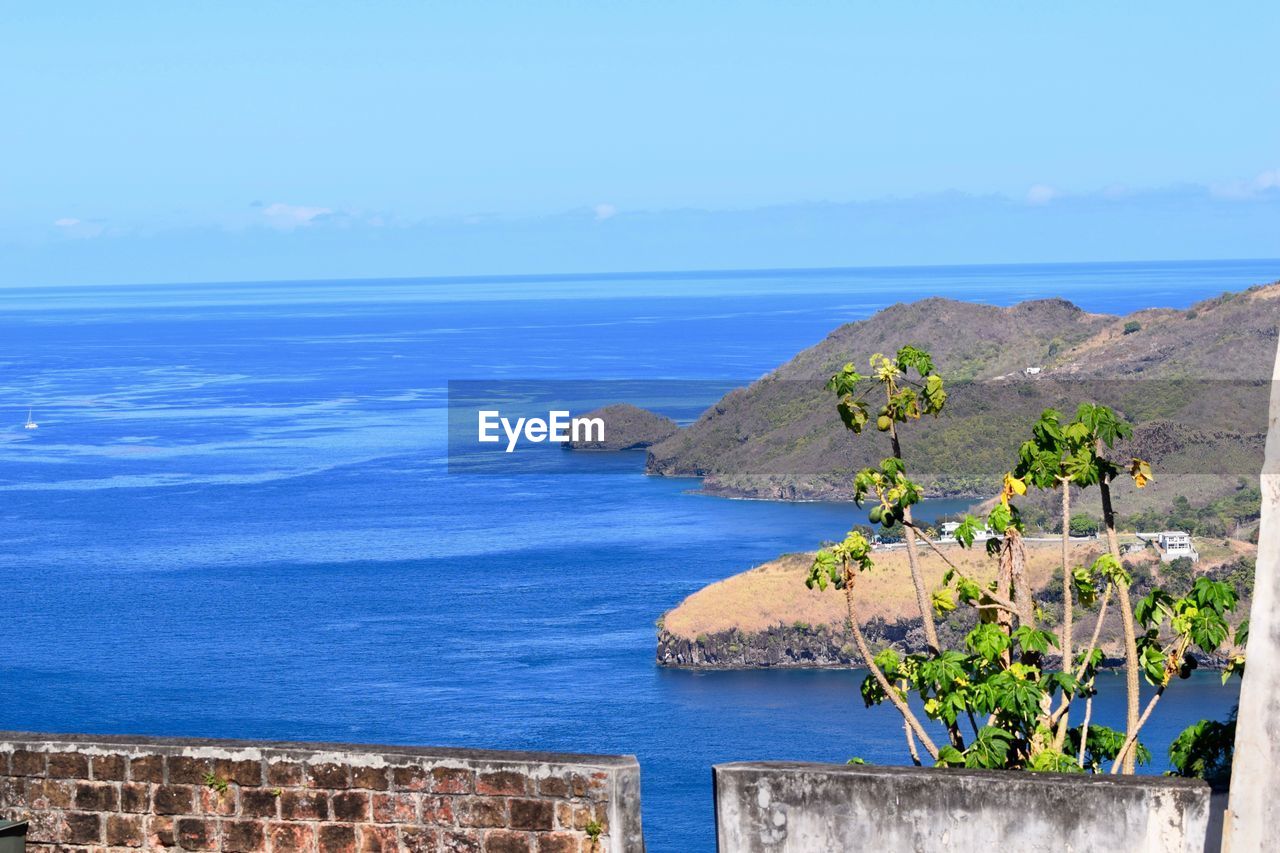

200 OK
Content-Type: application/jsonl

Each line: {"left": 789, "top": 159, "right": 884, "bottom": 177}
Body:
{"left": 3, "top": 255, "right": 1279, "bottom": 292}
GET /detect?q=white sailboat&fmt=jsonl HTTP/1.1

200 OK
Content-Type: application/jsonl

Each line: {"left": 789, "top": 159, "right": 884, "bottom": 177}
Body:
{"left": 24, "top": 408, "right": 38, "bottom": 430}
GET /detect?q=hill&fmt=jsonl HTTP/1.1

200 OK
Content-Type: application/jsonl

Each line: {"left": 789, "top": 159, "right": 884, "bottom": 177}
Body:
{"left": 565, "top": 403, "right": 678, "bottom": 451}
{"left": 646, "top": 283, "right": 1279, "bottom": 504}
{"left": 657, "top": 538, "right": 1254, "bottom": 669}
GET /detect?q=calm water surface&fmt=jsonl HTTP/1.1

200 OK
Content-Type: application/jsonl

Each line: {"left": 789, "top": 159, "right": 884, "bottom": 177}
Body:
{"left": 2, "top": 260, "right": 1269, "bottom": 851}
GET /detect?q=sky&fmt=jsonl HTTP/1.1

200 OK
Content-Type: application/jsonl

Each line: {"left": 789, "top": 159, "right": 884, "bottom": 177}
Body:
{"left": 2, "top": 2, "right": 1278, "bottom": 286}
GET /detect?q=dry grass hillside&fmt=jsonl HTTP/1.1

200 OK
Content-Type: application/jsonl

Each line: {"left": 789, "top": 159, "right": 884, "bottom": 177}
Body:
{"left": 663, "top": 540, "right": 1106, "bottom": 640}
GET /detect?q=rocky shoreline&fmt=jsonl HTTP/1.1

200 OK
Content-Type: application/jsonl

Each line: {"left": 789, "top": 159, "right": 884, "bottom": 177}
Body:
{"left": 655, "top": 623, "right": 1233, "bottom": 671}
{"left": 656, "top": 618, "right": 927, "bottom": 669}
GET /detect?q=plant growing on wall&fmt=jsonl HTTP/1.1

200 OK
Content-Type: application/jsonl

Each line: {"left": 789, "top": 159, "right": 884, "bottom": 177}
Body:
{"left": 807, "top": 346, "right": 1245, "bottom": 773}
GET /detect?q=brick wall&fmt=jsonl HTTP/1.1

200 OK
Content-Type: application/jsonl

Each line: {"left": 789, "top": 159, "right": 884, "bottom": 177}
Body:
{"left": 0, "top": 733, "right": 643, "bottom": 852}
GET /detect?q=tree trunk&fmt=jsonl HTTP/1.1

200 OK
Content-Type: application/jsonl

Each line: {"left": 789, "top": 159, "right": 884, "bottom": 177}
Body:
{"left": 1053, "top": 483, "right": 1074, "bottom": 752}
{"left": 890, "top": 424, "right": 941, "bottom": 655}
{"left": 1099, "top": 475, "right": 1140, "bottom": 774}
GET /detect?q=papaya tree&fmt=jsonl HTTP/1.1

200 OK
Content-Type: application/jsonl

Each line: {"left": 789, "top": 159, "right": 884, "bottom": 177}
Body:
{"left": 807, "top": 346, "right": 1246, "bottom": 773}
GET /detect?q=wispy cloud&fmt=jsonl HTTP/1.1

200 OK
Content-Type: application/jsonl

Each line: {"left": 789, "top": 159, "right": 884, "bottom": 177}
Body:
{"left": 1209, "top": 168, "right": 1280, "bottom": 200}
{"left": 260, "top": 202, "right": 333, "bottom": 229}
{"left": 53, "top": 217, "right": 81, "bottom": 227}
{"left": 593, "top": 203, "right": 618, "bottom": 221}
{"left": 1025, "top": 184, "right": 1058, "bottom": 206}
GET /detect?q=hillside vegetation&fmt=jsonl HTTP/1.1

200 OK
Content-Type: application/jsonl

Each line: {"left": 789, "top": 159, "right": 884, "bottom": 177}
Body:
{"left": 647, "top": 283, "right": 1278, "bottom": 504}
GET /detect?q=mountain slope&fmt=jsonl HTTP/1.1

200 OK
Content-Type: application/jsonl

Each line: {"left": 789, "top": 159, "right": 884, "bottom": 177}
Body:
{"left": 647, "top": 282, "right": 1279, "bottom": 502}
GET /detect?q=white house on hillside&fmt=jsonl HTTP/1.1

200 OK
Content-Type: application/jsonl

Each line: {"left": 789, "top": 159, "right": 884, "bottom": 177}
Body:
{"left": 1136, "top": 531, "right": 1199, "bottom": 563}
{"left": 939, "top": 521, "right": 993, "bottom": 542}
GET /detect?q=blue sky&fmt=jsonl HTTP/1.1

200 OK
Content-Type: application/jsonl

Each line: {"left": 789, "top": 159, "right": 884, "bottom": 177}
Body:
{"left": 4, "top": 2, "right": 1278, "bottom": 285}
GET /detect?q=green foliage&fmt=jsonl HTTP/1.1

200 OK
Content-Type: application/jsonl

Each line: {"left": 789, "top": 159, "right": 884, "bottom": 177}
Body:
{"left": 810, "top": 344, "right": 1243, "bottom": 776}
{"left": 202, "top": 772, "right": 229, "bottom": 795}
{"left": 1125, "top": 487, "right": 1262, "bottom": 540}
{"left": 1123, "top": 321, "right": 1141, "bottom": 334}
{"left": 1068, "top": 725, "right": 1151, "bottom": 773}
{"left": 1068, "top": 513, "right": 1100, "bottom": 536}
{"left": 1168, "top": 715, "right": 1235, "bottom": 787}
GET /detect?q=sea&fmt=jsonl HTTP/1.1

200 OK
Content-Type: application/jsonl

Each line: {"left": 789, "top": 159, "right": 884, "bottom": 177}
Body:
{"left": 2, "top": 259, "right": 1274, "bottom": 851}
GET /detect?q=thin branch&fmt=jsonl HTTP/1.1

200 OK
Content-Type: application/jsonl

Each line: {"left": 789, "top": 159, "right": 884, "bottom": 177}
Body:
{"left": 1110, "top": 685, "right": 1165, "bottom": 774}
{"left": 904, "top": 717, "right": 922, "bottom": 767}
{"left": 1047, "top": 584, "right": 1115, "bottom": 729}
{"left": 905, "top": 522, "right": 1021, "bottom": 614}
{"left": 843, "top": 567, "right": 940, "bottom": 760}
{"left": 1077, "top": 691, "right": 1093, "bottom": 769}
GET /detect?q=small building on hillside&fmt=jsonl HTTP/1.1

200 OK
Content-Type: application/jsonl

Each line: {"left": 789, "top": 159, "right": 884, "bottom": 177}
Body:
{"left": 939, "top": 521, "right": 993, "bottom": 542}
{"left": 1136, "top": 530, "right": 1199, "bottom": 563}
{"left": 1024, "top": 366, "right": 1043, "bottom": 376}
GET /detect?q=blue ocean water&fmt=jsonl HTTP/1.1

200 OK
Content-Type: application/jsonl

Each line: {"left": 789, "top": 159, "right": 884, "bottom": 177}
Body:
{"left": 1, "top": 259, "right": 1272, "bottom": 851}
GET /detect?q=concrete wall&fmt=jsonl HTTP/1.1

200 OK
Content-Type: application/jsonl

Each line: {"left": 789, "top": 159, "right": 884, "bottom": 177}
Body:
{"left": 0, "top": 732, "right": 644, "bottom": 852}
{"left": 1224, "top": 338, "right": 1280, "bottom": 851}
{"left": 714, "top": 761, "right": 1211, "bottom": 853}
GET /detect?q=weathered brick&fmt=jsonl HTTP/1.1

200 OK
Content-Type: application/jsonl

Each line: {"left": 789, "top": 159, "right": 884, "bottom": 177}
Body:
{"left": 26, "top": 778, "right": 73, "bottom": 809}
{"left": 509, "top": 799, "right": 554, "bottom": 831}
{"left": 567, "top": 805, "right": 597, "bottom": 832}
{"left": 0, "top": 776, "right": 24, "bottom": 808}
{"left": 280, "top": 789, "right": 328, "bottom": 821}
{"left": 457, "top": 797, "right": 506, "bottom": 828}
{"left": 554, "top": 802, "right": 574, "bottom": 831}
{"left": 75, "top": 781, "right": 120, "bottom": 811}
{"left": 441, "top": 829, "right": 483, "bottom": 853}
{"left": 106, "top": 813, "right": 145, "bottom": 847}
{"left": 25, "top": 809, "right": 63, "bottom": 843}
{"left": 432, "top": 767, "right": 475, "bottom": 794}
{"left": 92, "top": 753, "right": 128, "bottom": 781}
{"left": 482, "top": 830, "right": 533, "bottom": 853}
{"left": 307, "top": 762, "right": 350, "bottom": 789}
{"left": 536, "top": 833, "right": 581, "bottom": 853}
{"left": 241, "top": 788, "right": 281, "bottom": 819}
{"left": 11, "top": 749, "right": 47, "bottom": 777}
{"left": 176, "top": 817, "right": 217, "bottom": 850}
{"left": 200, "top": 785, "right": 238, "bottom": 816}
{"left": 130, "top": 755, "right": 165, "bottom": 783}
{"left": 476, "top": 771, "right": 527, "bottom": 796}
{"left": 153, "top": 784, "right": 197, "bottom": 815}
{"left": 168, "top": 755, "right": 213, "bottom": 785}
{"left": 536, "top": 777, "right": 570, "bottom": 799}
{"left": 391, "top": 765, "right": 430, "bottom": 792}
{"left": 371, "top": 792, "right": 416, "bottom": 823}
{"left": 215, "top": 758, "right": 264, "bottom": 787}
{"left": 47, "top": 751, "right": 90, "bottom": 778}
{"left": 317, "top": 823, "right": 356, "bottom": 853}
{"left": 422, "top": 795, "right": 455, "bottom": 824}
{"left": 64, "top": 810, "right": 103, "bottom": 844}
{"left": 357, "top": 824, "right": 398, "bottom": 853}
{"left": 221, "top": 819, "right": 266, "bottom": 852}
{"left": 351, "top": 765, "right": 389, "bottom": 791}
{"left": 121, "top": 782, "right": 150, "bottom": 813}
{"left": 266, "top": 760, "right": 304, "bottom": 787}
{"left": 567, "top": 775, "right": 589, "bottom": 799}
{"left": 330, "top": 790, "right": 369, "bottom": 822}
{"left": 267, "top": 821, "right": 315, "bottom": 852}
{"left": 397, "top": 826, "right": 439, "bottom": 853}
{"left": 147, "top": 815, "right": 176, "bottom": 848}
